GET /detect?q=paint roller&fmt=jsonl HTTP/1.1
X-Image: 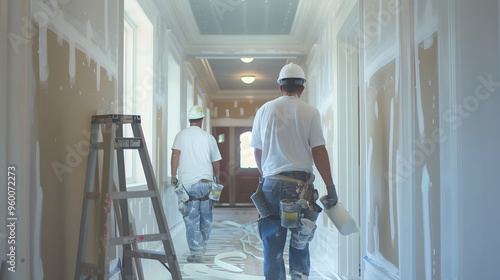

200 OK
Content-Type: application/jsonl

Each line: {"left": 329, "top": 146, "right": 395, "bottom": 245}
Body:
{"left": 320, "top": 195, "right": 358, "bottom": 235}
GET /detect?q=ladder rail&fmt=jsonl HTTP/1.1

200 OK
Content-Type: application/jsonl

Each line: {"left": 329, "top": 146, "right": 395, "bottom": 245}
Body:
{"left": 115, "top": 123, "right": 134, "bottom": 279}
{"left": 75, "top": 123, "right": 99, "bottom": 280}
{"left": 131, "top": 122, "right": 183, "bottom": 279}
{"left": 97, "top": 122, "right": 116, "bottom": 279}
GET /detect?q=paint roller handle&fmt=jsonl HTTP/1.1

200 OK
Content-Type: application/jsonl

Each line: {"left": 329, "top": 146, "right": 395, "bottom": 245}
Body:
{"left": 322, "top": 184, "right": 338, "bottom": 210}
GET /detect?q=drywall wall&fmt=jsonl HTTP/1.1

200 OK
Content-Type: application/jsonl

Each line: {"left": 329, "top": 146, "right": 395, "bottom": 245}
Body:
{"left": 30, "top": 0, "right": 119, "bottom": 279}
{"left": 364, "top": 60, "right": 399, "bottom": 272}
{"left": 361, "top": 0, "right": 400, "bottom": 275}
{"left": 212, "top": 100, "right": 268, "bottom": 119}
{"left": 34, "top": 26, "right": 118, "bottom": 280}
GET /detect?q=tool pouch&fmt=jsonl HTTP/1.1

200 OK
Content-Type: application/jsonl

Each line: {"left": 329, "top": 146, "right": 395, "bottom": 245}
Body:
{"left": 251, "top": 179, "right": 272, "bottom": 219}
{"left": 174, "top": 185, "right": 189, "bottom": 203}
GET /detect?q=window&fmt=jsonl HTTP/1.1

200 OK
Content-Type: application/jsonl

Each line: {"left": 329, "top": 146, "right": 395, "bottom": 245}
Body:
{"left": 239, "top": 131, "right": 257, "bottom": 168}
{"left": 123, "top": 0, "right": 154, "bottom": 185}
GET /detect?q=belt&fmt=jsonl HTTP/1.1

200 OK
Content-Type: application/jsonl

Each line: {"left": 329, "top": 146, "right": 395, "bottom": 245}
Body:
{"left": 187, "top": 179, "right": 212, "bottom": 201}
{"left": 267, "top": 174, "right": 307, "bottom": 186}
{"left": 188, "top": 194, "right": 210, "bottom": 201}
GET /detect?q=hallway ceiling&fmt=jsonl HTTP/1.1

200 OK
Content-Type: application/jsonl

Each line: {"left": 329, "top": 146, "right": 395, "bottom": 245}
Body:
{"left": 158, "top": 0, "right": 340, "bottom": 101}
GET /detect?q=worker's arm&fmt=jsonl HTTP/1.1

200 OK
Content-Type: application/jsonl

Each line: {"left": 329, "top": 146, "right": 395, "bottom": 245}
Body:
{"left": 254, "top": 148, "right": 263, "bottom": 177}
{"left": 171, "top": 149, "right": 180, "bottom": 186}
{"left": 312, "top": 145, "right": 337, "bottom": 204}
{"left": 212, "top": 160, "right": 221, "bottom": 183}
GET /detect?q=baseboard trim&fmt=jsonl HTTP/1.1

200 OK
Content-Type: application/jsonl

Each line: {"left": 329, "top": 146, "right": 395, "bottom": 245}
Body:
{"left": 363, "top": 257, "right": 399, "bottom": 280}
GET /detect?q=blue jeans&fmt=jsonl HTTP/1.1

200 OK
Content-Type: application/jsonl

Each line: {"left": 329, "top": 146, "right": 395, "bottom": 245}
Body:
{"left": 259, "top": 171, "right": 310, "bottom": 280}
{"left": 182, "top": 181, "right": 214, "bottom": 255}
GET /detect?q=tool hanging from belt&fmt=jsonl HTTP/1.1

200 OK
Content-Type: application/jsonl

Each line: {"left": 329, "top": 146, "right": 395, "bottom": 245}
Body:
{"left": 267, "top": 173, "right": 319, "bottom": 210}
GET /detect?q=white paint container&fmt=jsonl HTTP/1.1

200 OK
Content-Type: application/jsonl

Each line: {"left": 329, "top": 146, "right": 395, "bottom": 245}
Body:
{"left": 280, "top": 198, "right": 300, "bottom": 228}
{"left": 321, "top": 200, "right": 358, "bottom": 235}
{"left": 209, "top": 183, "right": 224, "bottom": 201}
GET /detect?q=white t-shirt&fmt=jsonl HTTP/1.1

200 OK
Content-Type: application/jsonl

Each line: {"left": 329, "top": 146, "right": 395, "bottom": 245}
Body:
{"left": 172, "top": 126, "right": 222, "bottom": 186}
{"left": 250, "top": 96, "right": 325, "bottom": 177}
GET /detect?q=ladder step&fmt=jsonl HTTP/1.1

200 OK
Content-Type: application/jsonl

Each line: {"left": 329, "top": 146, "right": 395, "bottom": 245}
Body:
{"left": 110, "top": 190, "right": 157, "bottom": 200}
{"left": 123, "top": 249, "right": 168, "bottom": 262}
{"left": 110, "top": 233, "right": 169, "bottom": 245}
{"left": 91, "top": 114, "right": 141, "bottom": 124}
{"left": 115, "top": 137, "right": 143, "bottom": 149}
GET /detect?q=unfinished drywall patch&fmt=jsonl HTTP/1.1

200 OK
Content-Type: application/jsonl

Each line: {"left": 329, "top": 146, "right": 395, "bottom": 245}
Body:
{"left": 212, "top": 100, "right": 267, "bottom": 119}
{"left": 364, "top": 59, "right": 399, "bottom": 269}
{"left": 32, "top": 26, "right": 117, "bottom": 279}
{"left": 32, "top": 0, "right": 118, "bottom": 91}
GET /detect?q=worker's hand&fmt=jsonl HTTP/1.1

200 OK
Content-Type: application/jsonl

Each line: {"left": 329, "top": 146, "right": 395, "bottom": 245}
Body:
{"left": 171, "top": 177, "right": 178, "bottom": 187}
{"left": 322, "top": 185, "right": 338, "bottom": 209}
{"left": 213, "top": 176, "right": 220, "bottom": 184}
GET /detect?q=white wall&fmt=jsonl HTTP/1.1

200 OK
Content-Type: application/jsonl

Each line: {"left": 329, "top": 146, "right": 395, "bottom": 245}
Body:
{"left": 453, "top": 0, "right": 500, "bottom": 278}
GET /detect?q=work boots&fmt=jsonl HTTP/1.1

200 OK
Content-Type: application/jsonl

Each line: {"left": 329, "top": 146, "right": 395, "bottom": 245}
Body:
{"left": 291, "top": 271, "right": 308, "bottom": 280}
{"left": 187, "top": 254, "right": 203, "bottom": 263}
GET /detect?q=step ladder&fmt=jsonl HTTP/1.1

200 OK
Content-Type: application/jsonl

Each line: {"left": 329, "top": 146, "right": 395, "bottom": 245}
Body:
{"left": 75, "top": 114, "right": 182, "bottom": 280}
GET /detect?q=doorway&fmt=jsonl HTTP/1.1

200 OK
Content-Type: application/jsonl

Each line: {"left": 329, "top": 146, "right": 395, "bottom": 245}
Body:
{"left": 212, "top": 126, "right": 260, "bottom": 206}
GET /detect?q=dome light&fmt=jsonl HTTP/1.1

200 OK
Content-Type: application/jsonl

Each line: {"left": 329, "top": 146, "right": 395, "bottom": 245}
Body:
{"left": 240, "top": 58, "right": 254, "bottom": 63}
{"left": 241, "top": 75, "right": 256, "bottom": 84}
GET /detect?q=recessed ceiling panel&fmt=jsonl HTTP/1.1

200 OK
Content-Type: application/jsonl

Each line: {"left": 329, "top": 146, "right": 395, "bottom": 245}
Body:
{"left": 189, "top": 0, "right": 300, "bottom": 35}
{"left": 208, "top": 59, "right": 287, "bottom": 90}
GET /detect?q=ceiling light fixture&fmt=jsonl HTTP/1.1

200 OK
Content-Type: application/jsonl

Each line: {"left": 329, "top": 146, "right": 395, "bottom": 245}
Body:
{"left": 241, "top": 75, "right": 256, "bottom": 84}
{"left": 240, "top": 58, "right": 254, "bottom": 63}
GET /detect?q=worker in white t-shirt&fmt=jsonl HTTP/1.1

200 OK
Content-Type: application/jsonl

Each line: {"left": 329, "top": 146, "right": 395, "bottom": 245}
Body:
{"left": 171, "top": 105, "right": 222, "bottom": 263}
{"left": 250, "top": 63, "right": 338, "bottom": 280}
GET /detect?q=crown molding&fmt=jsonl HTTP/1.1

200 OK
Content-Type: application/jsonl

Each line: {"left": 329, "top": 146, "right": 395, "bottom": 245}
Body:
{"left": 188, "top": 58, "right": 220, "bottom": 94}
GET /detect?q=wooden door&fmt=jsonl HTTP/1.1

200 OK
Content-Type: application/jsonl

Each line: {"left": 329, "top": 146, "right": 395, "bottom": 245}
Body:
{"left": 233, "top": 127, "right": 259, "bottom": 204}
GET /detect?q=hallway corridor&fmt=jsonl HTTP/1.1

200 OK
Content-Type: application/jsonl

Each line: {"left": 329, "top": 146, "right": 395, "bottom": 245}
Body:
{"left": 3, "top": 0, "right": 500, "bottom": 279}
{"left": 140, "top": 207, "right": 339, "bottom": 280}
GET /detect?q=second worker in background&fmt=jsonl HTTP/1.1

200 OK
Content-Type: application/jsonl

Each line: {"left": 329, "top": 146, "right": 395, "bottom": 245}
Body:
{"left": 171, "top": 105, "right": 222, "bottom": 263}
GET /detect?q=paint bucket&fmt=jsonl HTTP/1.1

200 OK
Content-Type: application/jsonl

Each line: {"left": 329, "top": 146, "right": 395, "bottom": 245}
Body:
{"left": 250, "top": 190, "right": 271, "bottom": 218}
{"left": 209, "top": 183, "right": 224, "bottom": 201}
{"left": 320, "top": 197, "right": 358, "bottom": 235}
{"left": 280, "top": 198, "right": 300, "bottom": 228}
{"left": 291, "top": 218, "right": 317, "bottom": 250}
{"left": 301, "top": 202, "right": 322, "bottom": 223}
{"left": 174, "top": 186, "right": 189, "bottom": 203}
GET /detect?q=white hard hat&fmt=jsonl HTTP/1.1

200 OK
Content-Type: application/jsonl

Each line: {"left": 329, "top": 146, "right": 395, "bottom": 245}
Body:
{"left": 188, "top": 105, "right": 205, "bottom": 120}
{"left": 277, "top": 63, "right": 307, "bottom": 86}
